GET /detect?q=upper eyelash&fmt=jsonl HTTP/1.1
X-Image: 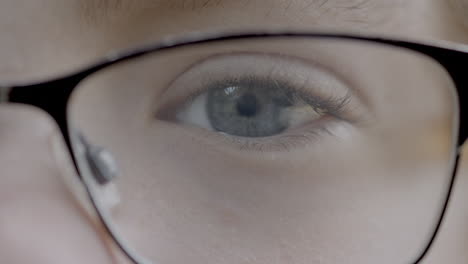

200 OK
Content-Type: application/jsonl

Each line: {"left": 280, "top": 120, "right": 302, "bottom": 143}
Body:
{"left": 179, "top": 75, "right": 352, "bottom": 118}
{"left": 274, "top": 78, "right": 353, "bottom": 120}
{"left": 155, "top": 51, "right": 362, "bottom": 122}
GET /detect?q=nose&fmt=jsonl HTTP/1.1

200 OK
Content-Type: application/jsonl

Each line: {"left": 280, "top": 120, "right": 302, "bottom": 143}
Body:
{"left": 0, "top": 104, "right": 115, "bottom": 264}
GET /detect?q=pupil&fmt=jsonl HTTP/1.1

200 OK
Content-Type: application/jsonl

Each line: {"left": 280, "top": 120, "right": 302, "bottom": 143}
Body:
{"left": 236, "top": 93, "right": 260, "bottom": 117}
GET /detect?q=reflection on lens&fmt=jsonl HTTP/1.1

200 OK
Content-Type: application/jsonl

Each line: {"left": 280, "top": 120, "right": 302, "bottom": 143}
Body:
{"left": 68, "top": 36, "right": 458, "bottom": 264}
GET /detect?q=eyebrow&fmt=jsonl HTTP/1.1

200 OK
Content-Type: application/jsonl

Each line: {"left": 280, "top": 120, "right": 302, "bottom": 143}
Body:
{"left": 80, "top": 0, "right": 378, "bottom": 24}
{"left": 80, "top": 0, "right": 226, "bottom": 16}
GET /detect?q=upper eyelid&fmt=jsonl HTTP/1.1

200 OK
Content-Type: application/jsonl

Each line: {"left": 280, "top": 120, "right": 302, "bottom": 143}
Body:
{"left": 154, "top": 51, "right": 364, "bottom": 121}
{"left": 155, "top": 51, "right": 329, "bottom": 101}
{"left": 165, "top": 51, "right": 364, "bottom": 103}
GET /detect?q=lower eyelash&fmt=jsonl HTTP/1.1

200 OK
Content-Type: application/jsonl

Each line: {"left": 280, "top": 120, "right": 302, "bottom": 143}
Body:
{"left": 215, "top": 118, "right": 339, "bottom": 153}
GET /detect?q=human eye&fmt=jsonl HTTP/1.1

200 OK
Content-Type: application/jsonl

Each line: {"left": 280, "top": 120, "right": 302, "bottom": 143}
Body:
{"left": 155, "top": 53, "right": 363, "bottom": 152}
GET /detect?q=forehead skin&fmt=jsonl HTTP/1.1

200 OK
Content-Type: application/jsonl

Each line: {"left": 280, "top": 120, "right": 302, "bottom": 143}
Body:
{"left": 1, "top": 1, "right": 468, "bottom": 263}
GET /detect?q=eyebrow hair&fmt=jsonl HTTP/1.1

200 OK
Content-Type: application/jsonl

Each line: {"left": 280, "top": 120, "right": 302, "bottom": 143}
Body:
{"left": 80, "top": 0, "right": 378, "bottom": 25}
{"left": 80, "top": 0, "right": 227, "bottom": 17}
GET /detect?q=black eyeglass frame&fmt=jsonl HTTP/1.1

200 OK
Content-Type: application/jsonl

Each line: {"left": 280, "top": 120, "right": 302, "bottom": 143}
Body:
{"left": 2, "top": 31, "right": 468, "bottom": 264}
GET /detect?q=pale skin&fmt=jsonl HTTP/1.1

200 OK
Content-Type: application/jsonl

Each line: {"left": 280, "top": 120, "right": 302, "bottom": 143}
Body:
{"left": 2, "top": 0, "right": 468, "bottom": 263}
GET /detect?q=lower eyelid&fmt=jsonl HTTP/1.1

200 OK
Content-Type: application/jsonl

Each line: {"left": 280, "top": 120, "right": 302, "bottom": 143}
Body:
{"left": 156, "top": 112, "right": 352, "bottom": 156}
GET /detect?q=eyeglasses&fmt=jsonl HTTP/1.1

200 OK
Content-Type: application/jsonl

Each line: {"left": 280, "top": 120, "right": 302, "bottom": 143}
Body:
{"left": 2, "top": 31, "right": 468, "bottom": 264}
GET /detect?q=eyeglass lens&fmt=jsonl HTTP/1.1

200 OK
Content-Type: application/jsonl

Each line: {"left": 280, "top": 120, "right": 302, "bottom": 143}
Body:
{"left": 67, "top": 37, "right": 458, "bottom": 264}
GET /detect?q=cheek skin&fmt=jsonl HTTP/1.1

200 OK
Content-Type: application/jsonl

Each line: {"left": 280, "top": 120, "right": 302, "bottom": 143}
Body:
{"left": 423, "top": 148, "right": 468, "bottom": 264}
{"left": 77, "top": 119, "right": 450, "bottom": 264}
